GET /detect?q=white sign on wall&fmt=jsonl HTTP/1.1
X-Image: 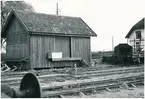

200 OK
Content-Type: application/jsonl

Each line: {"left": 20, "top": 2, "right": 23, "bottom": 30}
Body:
{"left": 48, "top": 52, "right": 62, "bottom": 59}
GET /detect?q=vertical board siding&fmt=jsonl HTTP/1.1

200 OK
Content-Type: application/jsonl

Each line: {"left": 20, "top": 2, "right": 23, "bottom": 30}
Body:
{"left": 6, "top": 44, "right": 28, "bottom": 59}
{"left": 37, "top": 36, "right": 41, "bottom": 68}
{"left": 30, "top": 35, "right": 91, "bottom": 69}
{"left": 6, "top": 17, "right": 29, "bottom": 60}
{"left": 5, "top": 16, "right": 29, "bottom": 70}
{"left": 30, "top": 36, "right": 71, "bottom": 68}
{"left": 30, "top": 35, "right": 55, "bottom": 68}
{"left": 71, "top": 37, "right": 91, "bottom": 64}
{"left": 5, "top": 15, "right": 92, "bottom": 69}
{"left": 55, "top": 36, "right": 70, "bottom": 57}
{"left": 30, "top": 36, "right": 36, "bottom": 69}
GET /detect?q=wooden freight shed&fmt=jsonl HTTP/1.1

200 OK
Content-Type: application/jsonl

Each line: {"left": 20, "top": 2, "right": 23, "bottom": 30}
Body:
{"left": 1, "top": 10, "right": 97, "bottom": 70}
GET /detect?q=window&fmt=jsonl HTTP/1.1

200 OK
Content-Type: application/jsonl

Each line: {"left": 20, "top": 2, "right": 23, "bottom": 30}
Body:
{"left": 136, "top": 31, "right": 141, "bottom": 39}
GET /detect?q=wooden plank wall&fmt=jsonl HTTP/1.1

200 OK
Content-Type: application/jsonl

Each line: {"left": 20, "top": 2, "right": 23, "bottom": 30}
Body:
{"left": 71, "top": 37, "right": 91, "bottom": 64}
{"left": 5, "top": 16, "right": 91, "bottom": 69}
{"left": 6, "top": 16, "right": 29, "bottom": 60}
{"left": 30, "top": 35, "right": 91, "bottom": 69}
{"left": 30, "top": 36, "right": 71, "bottom": 68}
{"left": 30, "top": 35, "right": 54, "bottom": 68}
{"left": 55, "top": 36, "right": 70, "bottom": 57}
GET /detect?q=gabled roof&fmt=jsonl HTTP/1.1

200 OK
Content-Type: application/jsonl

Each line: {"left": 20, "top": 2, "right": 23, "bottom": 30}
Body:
{"left": 1, "top": 10, "right": 97, "bottom": 37}
{"left": 125, "top": 18, "right": 144, "bottom": 38}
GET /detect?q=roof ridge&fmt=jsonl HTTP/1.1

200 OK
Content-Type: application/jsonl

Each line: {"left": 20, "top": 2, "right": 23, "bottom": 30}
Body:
{"left": 13, "top": 9, "right": 81, "bottom": 19}
{"left": 2, "top": 9, "right": 97, "bottom": 37}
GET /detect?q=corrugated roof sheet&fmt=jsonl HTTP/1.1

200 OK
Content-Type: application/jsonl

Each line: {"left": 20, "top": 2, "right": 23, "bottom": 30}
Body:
{"left": 6, "top": 10, "right": 97, "bottom": 36}
{"left": 125, "top": 18, "right": 144, "bottom": 38}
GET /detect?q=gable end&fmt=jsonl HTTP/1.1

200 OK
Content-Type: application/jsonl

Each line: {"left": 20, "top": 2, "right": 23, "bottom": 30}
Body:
{"left": 1, "top": 10, "right": 29, "bottom": 38}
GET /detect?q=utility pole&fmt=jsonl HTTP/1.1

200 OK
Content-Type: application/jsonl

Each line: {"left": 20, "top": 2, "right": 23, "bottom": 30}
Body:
{"left": 112, "top": 36, "right": 114, "bottom": 51}
{"left": 56, "top": 2, "right": 58, "bottom": 15}
{"left": 56, "top": 2, "right": 60, "bottom": 15}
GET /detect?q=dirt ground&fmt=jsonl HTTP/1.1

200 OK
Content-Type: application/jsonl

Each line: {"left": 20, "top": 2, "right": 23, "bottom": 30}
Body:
{"left": 81, "top": 86, "right": 144, "bottom": 98}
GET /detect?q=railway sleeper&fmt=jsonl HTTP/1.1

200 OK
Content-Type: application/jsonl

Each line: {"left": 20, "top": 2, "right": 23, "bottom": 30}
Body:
{"left": 77, "top": 67, "right": 143, "bottom": 75}
{"left": 62, "top": 92, "right": 81, "bottom": 98}
{"left": 74, "top": 69, "right": 144, "bottom": 78}
{"left": 1, "top": 70, "right": 143, "bottom": 84}
{"left": 82, "top": 81, "right": 143, "bottom": 96}
{"left": 43, "top": 79, "right": 143, "bottom": 97}
{"left": 80, "top": 81, "right": 143, "bottom": 96}
{"left": 81, "top": 89, "right": 95, "bottom": 95}
{"left": 2, "top": 67, "right": 143, "bottom": 82}
{"left": 119, "top": 81, "right": 144, "bottom": 90}
{"left": 92, "top": 89, "right": 97, "bottom": 94}
{"left": 105, "top": 87, "right": 112, "bottom": 91}
{"left": 3, "top": 75, "right": 144, "bottom": 93}
{"left": 131, "top": 84, "right": 136, "bottom": 88}
{"left": 59, "top": 94, "right": 65, "bottom": 98}
{"left": 42, "top": 76, "right": 143, "bottom": 92}
{"left": 79, "top": 91, "right": 85, "bottom": 96}
{"left": 131, "top": 81, "right": 144, "bottom": 86}
{"left": 3, "top": 74, "right": 144, "bottom": 87}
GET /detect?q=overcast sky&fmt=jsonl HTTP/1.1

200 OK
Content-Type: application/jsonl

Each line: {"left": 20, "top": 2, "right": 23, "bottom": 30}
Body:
{"left": 26, "top": 0, "right": 145, "bottom": 52}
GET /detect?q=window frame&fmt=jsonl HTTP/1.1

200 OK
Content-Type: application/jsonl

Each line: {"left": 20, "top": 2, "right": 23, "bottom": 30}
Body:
{"left": 136, "top": 31, "right": 141, "bottom": 39}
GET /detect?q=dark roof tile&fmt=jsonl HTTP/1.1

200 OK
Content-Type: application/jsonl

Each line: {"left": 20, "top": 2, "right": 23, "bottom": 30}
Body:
{"left": 14, "top": 10, "right": 97, "bottom": 36}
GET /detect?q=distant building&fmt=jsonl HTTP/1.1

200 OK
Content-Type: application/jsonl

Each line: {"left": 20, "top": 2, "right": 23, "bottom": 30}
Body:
{"left": 125, "top": 18, "right": 144, "bottom": 57}
{"left": 1, "top": 10, "right": 97, "bottom": 70}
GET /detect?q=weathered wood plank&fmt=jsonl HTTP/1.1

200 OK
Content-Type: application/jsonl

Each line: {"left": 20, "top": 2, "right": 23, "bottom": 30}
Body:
{"left": 5, "top": 15, "right": 29, "bottom": 64}
{"left": 30, "top": 36, "right": 55, "bottom": 68}
{"left": 55, "top": 36, "right": 70, "bottom": 58}
{"left": 52, "top": 57, "right": 82, "bottom": 61}
{"left": 71, "top": 37, "right": 91, "bottom": 64}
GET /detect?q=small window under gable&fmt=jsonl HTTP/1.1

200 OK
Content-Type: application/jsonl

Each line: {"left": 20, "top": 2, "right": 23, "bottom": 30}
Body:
{"left": 136, "top": 31, "right": 141, "bottom": 39}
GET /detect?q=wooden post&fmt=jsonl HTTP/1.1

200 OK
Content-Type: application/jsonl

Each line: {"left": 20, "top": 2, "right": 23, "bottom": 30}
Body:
{"left": 134, "top": 38, "right": 135, "bottom": 55}
{"left": 74, "top": 63, "right": 77, "bottom": 75}
{"left": 54, "top": 36, "right": 55, "bottom": 52}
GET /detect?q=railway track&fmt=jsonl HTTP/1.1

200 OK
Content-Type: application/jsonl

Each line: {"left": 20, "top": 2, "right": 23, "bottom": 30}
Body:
{"left": 1, "top": 66, "right": 143, "bottom": 81}
{"left": 1, "top": 65, "right": 144, "bottom": 98}
{"left": 42, "top": 76, "right": 144, "bottom": 98}
{"left": 1, "top": 68, "right": 143, "bottom": 86}
{"left": 42, "top": 75, "right": 144, "bottom": 98}
{"left": 79, "top": 66, "right": 143, "bottom": 74}
{"left": 2, "top": 74, "right": 143, "bottom": 98}
{"left": 41, "top": 74, "right": 143, "bottom": 91}
{"left": 1, "top": 67, "right": 143, "bottom": 86}
{"left": 74, "top": 67, "right": 143, "bottom": 78}
{"left": 2, "top": 65, "right": 143, "bottom": 79}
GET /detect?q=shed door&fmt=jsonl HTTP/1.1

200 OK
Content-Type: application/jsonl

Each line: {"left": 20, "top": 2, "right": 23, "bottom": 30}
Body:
{"left": 55, "top": 37, "right": 70, "bottom": 57}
